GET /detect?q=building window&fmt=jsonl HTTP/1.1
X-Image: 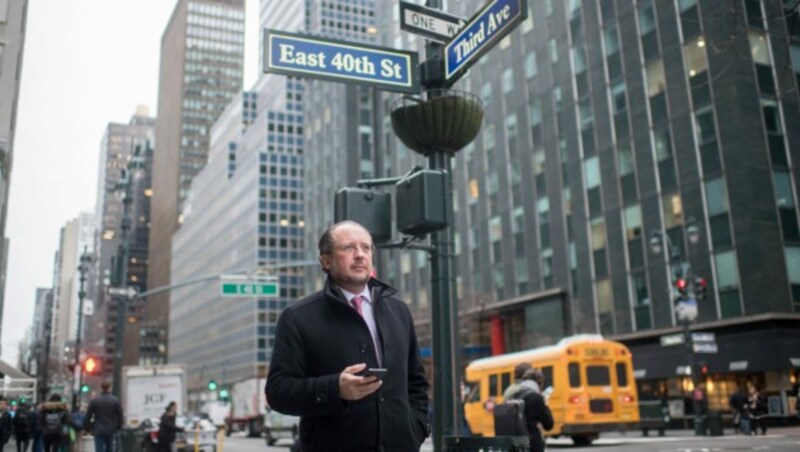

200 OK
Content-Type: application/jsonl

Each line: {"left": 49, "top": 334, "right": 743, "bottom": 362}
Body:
{"left": 597, "top": 279, "right": 614, "bottom": 332}
{"left": 715, "top": 250, "right": 740, "bottom": 290}
{"left": 525, "top": 52, "right": 538, "bottom": 78}
{"left": 584, "top": 156, "right": 601, "bottom": 189}
{"left": 654, "top": 128, "right": 672, "bottom": 160}
{"left": 663, "top": 193, "right": 683, "bottom": 228}
{"left": 502, "top": 68, "right": 514, "bottom": 94}
{"left": 618, "top": 146, "right": 634, "bottom": 175}
{"left": 638, "top": 0, "right": 656, "bottom": 35}
{"left": 791, "top": 44, "right": 800, "bottom": 73}
{"left": 749, "top": 31, "right": 771, "bottom": 65}
{"left": 481, "top": 83, "right": 492, "bottom": 108}
{"left": 683, "top": 36, "right": 709, "bottom": 77}
{"left": 591, "top": 218, "right": 606, "bottom": 250}
{"left": 785, "top": 247, "right": 800, "bottom": 306}
{"left": 679, "top": 0, "right": 697, "bottom": 12}
{"left": 646, "top": 59, "right": 666, "bottom": 97}
{"left": 549, "top": 38, "right": 558, "bottom": 63}
{"left": 624, "top": 205, "right": 643, "bottom": 240}
{"left": 761, "top": 98, "right": 781, "bottom": 134}
{"left": 580, "top": 99, "right": 594, "bottom": 130}
{"left": 529, "top": 100, "right": 542, "bottom": 126}
{"left": 573, "top": 46, "right": 586, "bottom": 73}
{"left": 705, "top": 177, "right": 729, "bottom": 216}
{"left": 611, "top": 81, "right": 626, "bottom": 114}
{"left": 604, "top": 24, "right": 620, "bottom": 55}
{"left": 694, "top": 106, "right": 717, "bottom": 144}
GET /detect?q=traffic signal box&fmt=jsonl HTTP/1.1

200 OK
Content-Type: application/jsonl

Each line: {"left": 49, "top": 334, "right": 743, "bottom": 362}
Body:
{"left": 695, "top": 277, "right": 707, "bottom": 300}
{"left": 395, "top": 170, "right": 448, "bottom": 235}
{"left": 334, "top": 188, "right": 392, "bottom": 243}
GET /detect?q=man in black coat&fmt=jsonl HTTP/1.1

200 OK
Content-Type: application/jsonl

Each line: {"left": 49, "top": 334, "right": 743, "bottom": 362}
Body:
{"left": 0, "top": 399, "right": 13, "bottom": 448}
{"left": 266, "top": 221, "right": 430, "bottom": 452}
{"left": 518, "top": 370, "right": 553, "bottom": 452}
{"left": 85, "top": 382, "right": 123, "bottom": 452}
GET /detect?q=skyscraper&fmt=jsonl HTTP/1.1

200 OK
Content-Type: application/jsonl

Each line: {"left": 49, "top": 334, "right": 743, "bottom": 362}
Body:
{"left": 148, "top": 0, "right": 245, "bottom": 357}
{"left": 0, "top": 0, "right": 28, "bottom": 353}
{"left": 91, "top": 107, "right": 155, "bottom": 371}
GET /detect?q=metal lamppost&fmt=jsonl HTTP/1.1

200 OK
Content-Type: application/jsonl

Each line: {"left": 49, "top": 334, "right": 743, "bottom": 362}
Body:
{"left": 649, "top": 223, "right": 703, "bottom": 434}
{"left": 111, "top": 146, "right": 145, "bottom": 397}
{"left": 72, "top": 247, "right": 91, "bottom": 411}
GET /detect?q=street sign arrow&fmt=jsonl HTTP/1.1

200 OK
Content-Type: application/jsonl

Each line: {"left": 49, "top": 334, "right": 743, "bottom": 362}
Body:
{"left": 443, "top": 0, "right": 528, "bottom": 84}
{"left": 108, "top": 286, "right": 138, "bottom": 298}
{"left": 400, "top": 2, "right": 466, "bottom": 42}
{"left": 263, "top": 29, "right": 420, "bottom": 94}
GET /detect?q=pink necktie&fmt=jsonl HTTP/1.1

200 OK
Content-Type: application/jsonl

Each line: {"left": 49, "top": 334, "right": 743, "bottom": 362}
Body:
{"left": 351, "top": 296, "right": 363, "bottom": 316}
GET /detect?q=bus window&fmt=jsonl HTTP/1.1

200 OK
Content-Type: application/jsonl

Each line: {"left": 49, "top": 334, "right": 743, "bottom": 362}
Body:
{"left": 489, "top": 374, "right": 499, "bottom": 397}
{"left": 568, "top": 363, "right": 581, "bottom": 387}
{"left": 465, "top": 382, "right": 480, "bottom": 403}
{"left": 615, "top": 362, "right": 628, "bottom": 387}
{"left": 542, "top": 366, "right": 553, "bottom": 389}
{"left": 501, "top": 372, "right": 512, "bottom": 393}
{"left": 587, "top": 365, "right": 611, "bottom": 386}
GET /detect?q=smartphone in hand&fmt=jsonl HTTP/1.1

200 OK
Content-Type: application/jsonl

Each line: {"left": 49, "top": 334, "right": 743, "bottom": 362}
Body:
{"left": 359, "top": 368, "right": 388, "bottom": 380}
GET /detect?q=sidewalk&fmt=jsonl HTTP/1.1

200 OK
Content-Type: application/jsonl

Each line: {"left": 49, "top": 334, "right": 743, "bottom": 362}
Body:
{"left": 599, "top": 424, "right": 800, "bottom": 439}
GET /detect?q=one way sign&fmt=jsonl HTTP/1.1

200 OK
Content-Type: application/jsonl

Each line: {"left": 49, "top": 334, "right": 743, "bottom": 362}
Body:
{"left": 400, "top": 2, "right": 465, "bottom": 42}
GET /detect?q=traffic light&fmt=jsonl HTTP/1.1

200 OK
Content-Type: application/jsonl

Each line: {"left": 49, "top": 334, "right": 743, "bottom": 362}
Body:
{"left": 84, "top": 356, "right": 99, "bottom": 374}
{"left": 219, "top": 388, "right": 229, "bottom": 401}
{"left": 674, "top": 277, "right": 688, "bottom": 299}
{"left": 208, "top": 380, "right": 217, "bottom": 391}
{"left": 700, "top": 362, "right": 709, "bottom": 376}
{"left": 695, "top": 277, "right": 707, "bottom": 300}
{"left": 81, "top": 384, "right": 90, "bottom": 393}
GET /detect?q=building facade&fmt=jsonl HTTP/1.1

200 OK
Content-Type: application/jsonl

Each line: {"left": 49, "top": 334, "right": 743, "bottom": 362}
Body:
{"left": 170, "top": 75, "right": 305, "bottom": 402}
{"left": 296, "top": 0, "right": 800, "bottom": 420}
{"left": 148, "top": 0, "right": 245, "bottom": 359}
{"left": 0, "top": 0, "right": 28, "bottom": 353}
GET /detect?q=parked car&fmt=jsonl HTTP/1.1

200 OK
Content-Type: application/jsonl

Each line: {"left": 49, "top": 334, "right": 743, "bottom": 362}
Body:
{"left": 264, "top": 409, "right": 299, "bottom": 446}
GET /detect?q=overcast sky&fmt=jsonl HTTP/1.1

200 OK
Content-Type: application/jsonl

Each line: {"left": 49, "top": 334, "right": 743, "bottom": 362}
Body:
{"left": 3, "top": 0, "right": 259, "bottom": 364}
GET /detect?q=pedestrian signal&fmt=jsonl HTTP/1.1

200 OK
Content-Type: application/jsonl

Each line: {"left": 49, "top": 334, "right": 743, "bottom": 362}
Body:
{"left": 208, "top": 380, "right": 218, "bottom": 391}
{"left": 219, "top": 389, "right": 229, "bottom": 401}
{"left": 81, "top": 384, "right": 90, "bottom": 393}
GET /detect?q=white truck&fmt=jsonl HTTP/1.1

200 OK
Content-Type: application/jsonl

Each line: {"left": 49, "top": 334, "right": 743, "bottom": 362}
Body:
{"left": 122, "top": 364, "right": 187, "bottom": 427}
{"left": 225, "top": 377, "right": 266, "bottom": 437}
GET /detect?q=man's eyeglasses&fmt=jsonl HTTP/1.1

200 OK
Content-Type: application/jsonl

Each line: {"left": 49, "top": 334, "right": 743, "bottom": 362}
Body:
{"left": 337, "top": 243, "right": 374, "bottom": 254}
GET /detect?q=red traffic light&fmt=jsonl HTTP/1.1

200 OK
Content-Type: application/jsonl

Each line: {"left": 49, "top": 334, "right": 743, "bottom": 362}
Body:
{"left": 696, "top": 277, "right": 707, "bottom": 288}
{"left": 675, "top": 278, "right": 688, "bottom": 290}
{"left": 84, "top": 357, "right": 99, "bottom": 374}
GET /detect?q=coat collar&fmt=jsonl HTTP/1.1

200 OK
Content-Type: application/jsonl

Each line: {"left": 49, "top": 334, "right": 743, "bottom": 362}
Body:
{"left": 323, "top": 275, "right": 397, "bottom": 306}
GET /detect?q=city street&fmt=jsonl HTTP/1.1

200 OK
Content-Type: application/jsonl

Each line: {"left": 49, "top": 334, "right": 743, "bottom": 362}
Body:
{"left": 208, "top": 426, "right": 800, "bottom": 452}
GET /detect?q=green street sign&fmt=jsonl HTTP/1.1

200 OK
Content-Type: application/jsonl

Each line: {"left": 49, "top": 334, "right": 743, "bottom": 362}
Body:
{"left": 220, "top": 281, "right": 279, "bottom": 297}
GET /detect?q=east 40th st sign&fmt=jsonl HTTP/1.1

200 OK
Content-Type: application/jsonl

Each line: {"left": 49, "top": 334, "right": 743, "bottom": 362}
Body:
{"left": 264, "top": 29, "right": 420, "bottom": 94}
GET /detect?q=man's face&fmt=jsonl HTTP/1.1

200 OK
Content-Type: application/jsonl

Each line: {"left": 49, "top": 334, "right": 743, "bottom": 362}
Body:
{"left": 320, "top": 224, "right": 374, "bottom": 293}
{"left": 0, "top": 401, "right": 6, "bottom": 412}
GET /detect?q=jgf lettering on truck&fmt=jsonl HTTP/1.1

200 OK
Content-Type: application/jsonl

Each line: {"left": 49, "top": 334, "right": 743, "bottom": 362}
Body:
{"left": 444, "top": 0, "right": 527, "bottom": 83}
{"left": 264, "top": 29, "right": 420, "bottom": 94}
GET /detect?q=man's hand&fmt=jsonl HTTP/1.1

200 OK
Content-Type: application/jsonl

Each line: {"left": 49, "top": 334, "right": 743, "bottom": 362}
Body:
{"left": 339, "top": 363, "right": 382, "bottom": 401}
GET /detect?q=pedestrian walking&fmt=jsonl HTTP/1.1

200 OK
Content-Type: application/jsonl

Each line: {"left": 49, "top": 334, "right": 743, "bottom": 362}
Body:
{"left": 29, "top": 404, "right": 43, "bottom": 452}
{"left": 502, "top": 363, "right": 534, "bottom": 400}
{"left": 156, "top": 402, "right": 183, "bottom": 452}
{"left": 748, "top": 386, "right": 768, "bottom": 435}
{"left": 265, "top": 220, "right": 431, "bottom": 452}
{"left": 510, "top": 369, "right": 553, "bottom": 452}
{"left": 39, "top": 395, "right": 70, "bottom": 452}
{"left": 84, "top": 383, "right": 123, "bottom": 452}
{"left": 12, "top": 403, "right": 33, "bottom": 452}
{"left": 729, "top": 386, "right": 748, "bottom": 434}
{"left": 0, "top": 399, "right": 13, "bottom": 450}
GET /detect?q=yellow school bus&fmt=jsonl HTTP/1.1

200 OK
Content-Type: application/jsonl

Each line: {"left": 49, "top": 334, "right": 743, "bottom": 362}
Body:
{"left": 464, "top": 335, "right": 639, "bottom": 446}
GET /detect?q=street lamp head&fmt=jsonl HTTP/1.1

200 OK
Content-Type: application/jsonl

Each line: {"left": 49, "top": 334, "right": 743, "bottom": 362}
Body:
{"left": 649, "top": 233, "right": 663, "bottom": 255}
{"left": 687, "top": 224, "right": 701, "bottom": 245}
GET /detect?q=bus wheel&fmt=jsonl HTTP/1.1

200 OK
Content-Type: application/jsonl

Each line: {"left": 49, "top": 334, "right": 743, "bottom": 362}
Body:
{"left": 571, "top": 435, "right": 595, "bottom": 446}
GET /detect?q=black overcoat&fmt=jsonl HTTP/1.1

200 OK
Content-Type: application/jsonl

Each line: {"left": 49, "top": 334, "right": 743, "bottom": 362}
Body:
{"left": 265, "top": 277, "right": 430, "bottom": 452}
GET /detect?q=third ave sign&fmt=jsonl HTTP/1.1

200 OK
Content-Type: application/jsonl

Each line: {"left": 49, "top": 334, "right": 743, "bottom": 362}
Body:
{"left": 444, "top": 0, "right": 528, "bottom": 84}
{"left": 264, "top": 29, "right": 420, "bottom": 94}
